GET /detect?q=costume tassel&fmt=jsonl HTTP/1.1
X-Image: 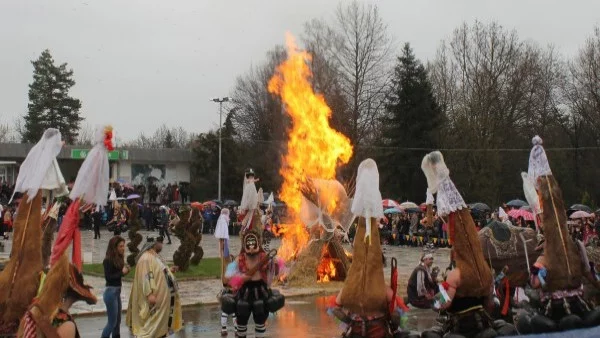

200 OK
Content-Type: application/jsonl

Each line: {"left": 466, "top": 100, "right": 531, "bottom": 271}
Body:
{"left": 50, "top": 200, "right": 82, "bottom": 270}
{"left": 390, "top": 258, "right": 398, "bottom": 314}
{"left": 448, "top": 213, "right": 456, "bottom": 245}
{"left": 501, "top": 278, "right": 510, "bottom": 316}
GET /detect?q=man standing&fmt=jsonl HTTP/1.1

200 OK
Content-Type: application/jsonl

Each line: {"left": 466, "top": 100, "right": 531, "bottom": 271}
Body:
{"left": 127, "top": 236, "right": 182, "bottom": 338}
{"left": 407, "top": 253, "right": 437, "bottom": 309}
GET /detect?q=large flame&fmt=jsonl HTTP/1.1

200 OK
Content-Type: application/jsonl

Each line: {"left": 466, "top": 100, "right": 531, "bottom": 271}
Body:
{"left": 268, "top": 33, "right": 353, "bottom": 261}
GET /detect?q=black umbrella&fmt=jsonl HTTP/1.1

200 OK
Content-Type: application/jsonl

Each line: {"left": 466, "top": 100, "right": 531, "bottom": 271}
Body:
{"left": 224, "top": 200, "right": 238, "bottom": 207}
{"left": 506, "top": 199, "right": 528, "bottom": 208}
{"left": 569, "top": 204, "right": 592, "bottom": 213}
{"left": 469, "top": 202, "right": 491, "bottom": 212}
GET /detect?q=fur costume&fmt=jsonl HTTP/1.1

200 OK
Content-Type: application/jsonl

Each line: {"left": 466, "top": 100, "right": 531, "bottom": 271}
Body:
{"left": 0, "top": 193, "right": 43, "bottom": 329}
{"left": 421, "top": 152, "right": 492, "bottom": 298}
{"left": 340, "top": 159, "right": 387, "bottom": 315}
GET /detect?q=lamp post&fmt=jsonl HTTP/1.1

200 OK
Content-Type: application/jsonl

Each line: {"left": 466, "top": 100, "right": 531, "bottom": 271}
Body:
{"left": 211, "top": 97, "right": 232, "bottom": 202}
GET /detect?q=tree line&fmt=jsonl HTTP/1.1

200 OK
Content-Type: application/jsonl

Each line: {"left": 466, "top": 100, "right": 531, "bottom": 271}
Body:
{"left": 5, "top": 2, "right": 600, "bottom": 207}
{"left": 193, "top": 3, "right": 600, "bottom": 207}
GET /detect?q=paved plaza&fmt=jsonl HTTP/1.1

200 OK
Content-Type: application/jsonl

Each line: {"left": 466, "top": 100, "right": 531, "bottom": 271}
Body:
{"left": 0, "top": 227, "right": 450, "bottom": 316}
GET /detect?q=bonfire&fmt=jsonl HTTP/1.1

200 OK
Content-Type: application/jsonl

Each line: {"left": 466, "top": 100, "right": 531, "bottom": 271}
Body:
{"left": 268, "top": 33, "right": 354, "bottom": 285}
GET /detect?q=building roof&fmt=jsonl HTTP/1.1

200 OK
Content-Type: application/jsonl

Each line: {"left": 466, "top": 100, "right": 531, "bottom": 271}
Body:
{"left": 0, "top": 143, "right": 192, "bottom": 163}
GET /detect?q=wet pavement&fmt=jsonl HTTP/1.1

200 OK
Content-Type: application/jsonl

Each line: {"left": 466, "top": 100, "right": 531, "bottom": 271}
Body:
{"left": 76, "top": 295, "right": 439, "bottom": 337}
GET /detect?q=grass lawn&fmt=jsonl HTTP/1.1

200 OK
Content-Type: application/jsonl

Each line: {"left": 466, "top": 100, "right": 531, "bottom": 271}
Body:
{"left": 82, "top": 257, "right": 222, "bottom": 281}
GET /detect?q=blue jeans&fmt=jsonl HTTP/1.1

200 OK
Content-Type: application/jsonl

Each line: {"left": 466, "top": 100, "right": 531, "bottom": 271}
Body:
{"left": 102, "top": 286, "right": 122, "bottom": 337}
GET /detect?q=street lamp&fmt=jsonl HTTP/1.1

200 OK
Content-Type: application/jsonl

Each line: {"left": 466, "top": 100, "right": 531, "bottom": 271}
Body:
{"left": 211, "top": 96, "right": 232, "bottom": 201}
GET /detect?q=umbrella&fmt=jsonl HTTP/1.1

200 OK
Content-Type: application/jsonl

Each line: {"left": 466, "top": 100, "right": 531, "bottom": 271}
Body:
{"left": 506, "top": 199, "right": 528, "bottom": 208}
{"left": 224, "top": 200, "right": 238, "bottom": 207}
{"left": 469, "top": 203, "right": 491, "bottom": 212}
{"left": 520, "top": 206, "right": 532, "bottom": 212}
{"left": 382, "top": 199, "right": 401, "bottom": 209}
{"left": 203, "top": 200, "right": 217, "bottom": 208}
{"left": 507, "top": 208, "right": 534, "bottom": 221}
{"left": 569, "top": 204, "right": 592, "bottom": 213}
{"left": 570, "top": 210, "right": 592, "bottom": 219}
{"left": 122, "top": 183, "right": 133, "bottom": 190}
{"left": 384, "top": 208, "right": 402, "bottom": 214}
{"left": 127, "top": 194, "right": 141, "bottom": 200}
{"left": 116, "top": 197, "right": 126, "bottom": 201}
{"left": 170, "top": 201, "right": 182, "bottom": 206}
{"left": 596, "top": 209, "right": 600, "bottom": 214}
{"left": 419, "top": 203, "right": 427, "bottom": 211}
{"left": 190, "top": 201, "right": 203, "bottom": 210}
{"left": 399, "top": 201, "right": 419, "bottom": 210}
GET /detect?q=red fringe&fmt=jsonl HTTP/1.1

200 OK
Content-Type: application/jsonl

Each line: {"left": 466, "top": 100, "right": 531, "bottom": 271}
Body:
{"left": 104, "top": 130, "right": 114, "bottom": 151}
{"left": 395, "top": 296, "right": 409, "bottom": 312}
{"left": 50, "top": 200, "right": 82, "bottom": 270}
{"left": 501, "top": 278, "right": 510, "bottom": 316}
{"left": 390, "top": 266, "right": 398, "bottom": 314}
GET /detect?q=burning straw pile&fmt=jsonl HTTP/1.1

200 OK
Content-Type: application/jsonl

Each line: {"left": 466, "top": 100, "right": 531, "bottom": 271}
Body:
{"left": 284, "top": 178, "right": 353, "bottom": 286}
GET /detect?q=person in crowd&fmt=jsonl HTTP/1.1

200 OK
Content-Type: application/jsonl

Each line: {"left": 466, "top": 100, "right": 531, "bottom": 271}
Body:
{"left": 158, "top": 206, "right": 172, "bottom": 244}
{"left": 127, "top": 236, "right": 182, "bottom": 337}
{"left": 3, "top": 207, "right": 12, "bottom": 238}
{"left": 143, "top": 204, "right": 154, "bottom": 231}
{"left": 93, "top": 209, "right": 102, "bottom": 239}
{"left": 407, "top": 253, "right": 437, "bottom": 309}
{"left": 102, "top": 236, "right": 130, "bottom": 338}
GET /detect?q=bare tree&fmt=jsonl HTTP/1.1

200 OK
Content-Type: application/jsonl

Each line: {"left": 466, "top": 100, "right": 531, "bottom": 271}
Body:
{"left": 0, "top": 121, "right": 19, "bottom": 143}
{"left": 75, "top": 123, "right": 95, "bottom": 146}
{"left": 123, "top": 124, "right": 194, "bottom": 149}
{"left": 565, "top": 26, "right": 600, "bottom": 143}
{"left": 428, "top": 21, "right": 565, "bottom": 203}
{"left": 302, "top": 1, "right": 393, "bottom": 146}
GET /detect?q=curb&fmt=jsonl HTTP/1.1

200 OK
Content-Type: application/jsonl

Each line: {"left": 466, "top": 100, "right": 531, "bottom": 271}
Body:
{"left": 72, "top": 289, "right": 335, "bottom": 317}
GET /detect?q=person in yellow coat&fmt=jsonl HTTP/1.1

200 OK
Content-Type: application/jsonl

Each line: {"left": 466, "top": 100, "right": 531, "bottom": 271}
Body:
{"left": 127, "top": 236, "right": 182, "bottom": 337}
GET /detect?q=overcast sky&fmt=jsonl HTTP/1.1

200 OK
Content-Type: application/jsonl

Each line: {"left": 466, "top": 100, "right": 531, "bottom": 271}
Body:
{"left": 1, "top": 0, "right": 599, "bottom": 142}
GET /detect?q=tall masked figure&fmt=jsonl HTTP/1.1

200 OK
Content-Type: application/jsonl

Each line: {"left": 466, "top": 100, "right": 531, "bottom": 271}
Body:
{"left": 222, "top": 229, "right": 285, "bottom": 338}
{"left": 331, "top": 159, "right": 411, "bottom": 338}
{"left": 420, "top": 152, "right": 516, "bottom": 338}
{"left": 516, "top": 136, "right": 600, "bottom": 333}
{"left": 0, "top": 128, "right": 67, "bottom": 335}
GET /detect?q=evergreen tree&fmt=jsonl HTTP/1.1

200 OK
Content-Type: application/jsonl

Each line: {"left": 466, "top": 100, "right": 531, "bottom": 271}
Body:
{"left": 164, "top": 130, "right": 175, "bottom": 148}
{"left": 23, "top": 50, "right": 83, "bottom": 143}
{"left": 379, "top": 43, "right": 443, "bottom": 200}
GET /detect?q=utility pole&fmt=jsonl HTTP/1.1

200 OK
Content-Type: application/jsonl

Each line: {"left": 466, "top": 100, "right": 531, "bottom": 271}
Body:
{"left": 211, "top": 97, "right": 231, "bottom": 201}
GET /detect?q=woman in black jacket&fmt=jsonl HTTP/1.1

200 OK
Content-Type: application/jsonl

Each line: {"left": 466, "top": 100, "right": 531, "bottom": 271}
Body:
{"left": 102, "top": 236, "right": 129, "bottom": 338}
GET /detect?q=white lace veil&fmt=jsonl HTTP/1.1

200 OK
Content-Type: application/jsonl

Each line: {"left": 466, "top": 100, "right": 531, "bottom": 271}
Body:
{"left": 12, "top": 128, "right": 63, "bottom": 202}
{"left": 69, "top": 125, "right": 110, "bottom": 206}
{"left": 351, "top": 159, "right": 383, "bottom": 244}
{"left": 421, "top": 151, "right": 466, "bottom": 217}
{"left": 421, "top": 151, "right": 450, "bottom": 194}
{"left": 527, "top": 136, "right": 552, "bottom": 189}
{"left": 522, "top": 172, "right": 540, "bottom": 214}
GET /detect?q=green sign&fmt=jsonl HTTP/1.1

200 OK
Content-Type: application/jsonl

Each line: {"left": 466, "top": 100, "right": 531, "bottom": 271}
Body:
{"left": 71, "top": 149, "right": 120, "bottom": 160}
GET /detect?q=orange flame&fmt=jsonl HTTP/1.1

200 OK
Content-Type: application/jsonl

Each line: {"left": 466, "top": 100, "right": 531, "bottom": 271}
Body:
{"left": 268, "top": 33, "right": 353, "bottom": 261}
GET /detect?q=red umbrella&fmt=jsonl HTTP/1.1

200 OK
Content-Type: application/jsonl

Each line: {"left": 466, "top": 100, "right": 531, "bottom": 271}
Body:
{"left": 190, "top": 201, "right": 203, "bottom": 210}
{"left": 203, "top": 200, "right": 217, "bottom": 208}
{"left": 507, "top": 208, "right": 534, "bottom": 221}
{"left": 382, "top": 199, "right": 401, "bottom": 209}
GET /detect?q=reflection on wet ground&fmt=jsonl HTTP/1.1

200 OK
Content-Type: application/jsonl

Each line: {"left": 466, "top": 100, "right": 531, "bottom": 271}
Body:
{"left": 77, "top": 295, "right": 439, "bottom": 337}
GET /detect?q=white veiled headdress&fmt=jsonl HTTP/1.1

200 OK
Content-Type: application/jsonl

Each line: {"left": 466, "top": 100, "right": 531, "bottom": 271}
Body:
{"left": 69, "top": 125, "right": 111, "bottom": 206}
{"left": 12, "top": 128, "right": 65, "bottom": 202}
{"left": 240, "top": 179, "right": 258, "bottom": 212}
{"left": 527, "top": 136, "right": 552, "bottom": 189}
{"left": 421, "top": 151, "right": 466, "bottom": 217}
{"left": 351, "top": 159, "right": 383, "bottom": 244}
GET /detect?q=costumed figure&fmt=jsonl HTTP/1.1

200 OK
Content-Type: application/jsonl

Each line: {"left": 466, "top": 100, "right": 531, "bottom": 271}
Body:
{"left": 329, "top": 159, "right": 411, "bottom": 338}
{"left": 420, "top": 152, "right": 516, "bottom": 338}
{"left": 478, "top": 220, "right": 539, "bottom": 321}
{"left": 126, "top": 236, "right": 182, "bottom": 337}
{"left": 238, "top": 169, "right": 263, "bottom": 234}
{"left": 515, "top": 136, "right": 600, "bottom": 334}
{"left": 17, "top": 125, "right": 113, "bottom": 337}
{"left": 0, "top": 128, "right": 67, "bottom": 335}
{"left": 221, "top": 229, "right": 285, "bottom": 338}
